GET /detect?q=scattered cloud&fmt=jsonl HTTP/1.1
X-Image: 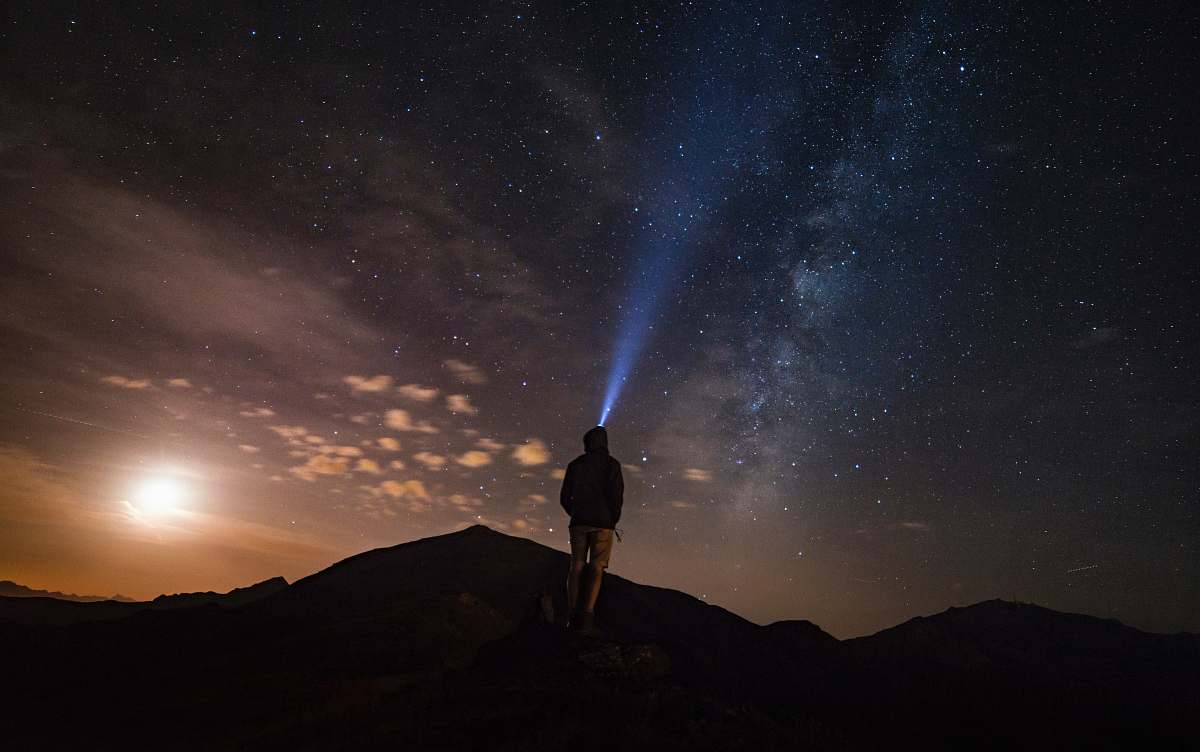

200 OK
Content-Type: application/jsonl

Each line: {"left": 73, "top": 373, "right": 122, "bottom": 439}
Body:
{"left": 317, "top": 445, "right": 363, "bottom": 457}
{"left": 476, "top": 437, "right": 505, "bottom": 451}
{"left": 512, "top": 438, "right": 551, "bottom": 466}
{"left": 373, "top": 479, "right": 430, "bottom": 500}
{"left": 384, "top": 408, "right": 439, "bottom": 434}
{"left": 396, "top": 383, "right": 439, "bottom": 402}
{"left": 290, "top": 454, "right": 352, "bottom": 481}
{"left": 237, "top": 444, "right": 260, "bottom": 454}
{"left": 413, "top": 451, "right": 447, "bottom": 469}
{"left": 549, "top": 468, "right": 566, "bottom": 480}
{"left": 683, "top": 467, "right": 713, "bottom": 482}
{"left": 444, "top": 358, "right": 488, "bottom": 384}
{"left": 100, "top": 375, "right": 151, "bottom": 389}
{"left": 447, "top": 493, "right": 484, "bottom": 510}
{"left": 388, "top": 459, "right": 406, "bottom": 470}
{"left": 343, "top": 374, "right": 394, "bottom": 393}
{"left": 166, "top": 378, "right": 193, "bottom": 388}
{"left": 269, "top": 425, "right": 309, "bottom": 440}
{"left": 670, "top": 500, "right": 697, "bottom": 509}
{"left": 377, "top": 436, "right": 401, "bottom": 451}
{"left": 454, "top": 450, "right": 492, "bottom": 468}
{"left": 445, "top": 393, "right": 478, "bottom": 415}
{"left": 354, "top": 458, "right": 383, "bottom": 475}
{"left": 239, "top": 406, "right": 276, "bottom": 418}
{"left": 898, "top": 521, "right": 931, "bottom": 531}
{"left": 349, "top": 413, "right": 373, "bottom": 425}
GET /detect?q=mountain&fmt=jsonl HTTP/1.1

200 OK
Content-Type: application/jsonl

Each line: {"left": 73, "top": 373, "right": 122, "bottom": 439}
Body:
{"left": 0, "top": 576, "right": 288, "bottom": 626}
{"left": 1, "top": 525, "right": 1195, "bottom": 750}
{"left": 0, "top": 579, "right": 135, "bottom": 602}
{"left": 150, "top": 575, "right": 289, "bottom": 609}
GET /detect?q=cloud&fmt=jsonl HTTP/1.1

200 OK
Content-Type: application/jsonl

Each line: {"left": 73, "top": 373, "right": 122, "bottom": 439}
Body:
{"left": 100, "top": 375, "right": 151, "bottom": 389}
{"left": 388, "top": 459, "right": 406, "bottom": 470}
{"left": 512, "top": 438, "right": 551, "bottom": 466}
{"left": 317, "top": 445, "right": 363, "bottom": 457}
{"left": 396, "top": 383, "right": 439, "bottom": 402}
{"left": 1, "top": 169, "right": 392, "bottom": 393}
{"left": 413, "top": 451, "right": 446, "bottom": 469}
{"left": 383, "top": 408, "right": 439, "bottom": 434}
{"left": 377, "top": 437, "right": 401, "bottom": 451}
{"left": 476, "top": 438, "right": 505, "bottom": 451}
{"left": 670, "top": 500, "right": 697, "bottom": 509}
{"left": 447, "top": 493, "right": 484, "bottom": 509}
{"left": 444, "top": 358, "right": 488, "bottom": 384}
{"left": 166, "top": 378, "right": 193, "bottom": 388}
{"left": 237, "top": 444, "right": 260, "bottom": 454}
{"left": 454, "top": 450, "right": 492, "bottom": 468}
{"left": 354, "top": 458, "right": 383, "bottom": 475}
{"left": 373, "top": 479, "right": 430, "bottom": 500}
{"left": 549, "top": 468, "right": 566, "bottom": 480}
{"left": 343, "top": 374, "right": 394, "bottom": 393}
{"left": 239, "top": 406, "right": 276, "bottom": 418}
{"left": 445, "top": 393, "right": 478, "bottom": 415}
{"left": 0, "top": 445, "right": 90, "bottom": 526}
{"left": 683, "top": 467, "right": 713, "bottom": 482}
{"left": 898, "top": 521, "right": 931, "bottom": 531}
{"left": 519, "top": 493, "right": 548, "bottom": 511}
{"left": 269, "top": 425, "right": 309, "bottom": 440}
{"left": 349, "top": 413, "right": 373, "bottom": 425}
{"left": 290, "top": 454, "right": 352, "bottom": 481}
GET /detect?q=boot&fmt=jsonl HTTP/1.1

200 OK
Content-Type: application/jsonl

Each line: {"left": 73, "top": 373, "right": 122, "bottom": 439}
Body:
{"left": 575, "top": 610, "right": 597, "bottom": 637}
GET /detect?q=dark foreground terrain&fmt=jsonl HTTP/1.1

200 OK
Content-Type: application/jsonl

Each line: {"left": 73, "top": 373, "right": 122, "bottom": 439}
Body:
{"left": 2, "top": 526, "right": 1196, "bottom": 750}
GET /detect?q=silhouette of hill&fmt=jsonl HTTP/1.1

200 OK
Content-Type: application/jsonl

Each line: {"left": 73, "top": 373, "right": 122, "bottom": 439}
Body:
{"left": 0, "top": 576, "right": 288, "bottom": 625}
{"left": 150, "top": 575, "right": 289, "bottom": 609}
{"left": 0, "top": 579, "right": 135, "bottom": 602}
{"left": 1, "top": 525, "right": 1195, "bottom": 750}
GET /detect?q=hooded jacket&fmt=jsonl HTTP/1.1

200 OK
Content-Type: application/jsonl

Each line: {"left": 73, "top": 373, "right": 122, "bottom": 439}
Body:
{"left": 559, "top": 426, "right": 624, "bottom": 529}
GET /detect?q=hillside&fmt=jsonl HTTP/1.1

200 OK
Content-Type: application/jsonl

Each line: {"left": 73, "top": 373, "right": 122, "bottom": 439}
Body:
{"left": 1, "top": 525, "right": 1195, "bottom": 750}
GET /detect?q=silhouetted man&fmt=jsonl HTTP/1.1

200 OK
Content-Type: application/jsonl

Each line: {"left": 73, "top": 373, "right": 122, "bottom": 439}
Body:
{"left": 559, "top": 425, "right": 623, "bottom": 634}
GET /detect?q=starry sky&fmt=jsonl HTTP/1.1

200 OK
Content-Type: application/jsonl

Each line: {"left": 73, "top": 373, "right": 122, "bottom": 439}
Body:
{"left": 1, "top": 2, "right": 1195, "bottom": 638}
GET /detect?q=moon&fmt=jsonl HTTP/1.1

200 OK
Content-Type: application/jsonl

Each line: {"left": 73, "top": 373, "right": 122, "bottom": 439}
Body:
{"left": 134, "top": 476, "right": 186, "bottom": 517}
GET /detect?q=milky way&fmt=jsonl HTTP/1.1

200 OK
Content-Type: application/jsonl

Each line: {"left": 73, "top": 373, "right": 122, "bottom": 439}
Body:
{"left": 0, "top": 2, "right": 1194, "bottom": 637}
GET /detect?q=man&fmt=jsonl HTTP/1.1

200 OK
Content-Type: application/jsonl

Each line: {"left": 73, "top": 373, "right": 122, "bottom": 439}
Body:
{"left": 559, "top": 425, "right": 624, "bottom": 634}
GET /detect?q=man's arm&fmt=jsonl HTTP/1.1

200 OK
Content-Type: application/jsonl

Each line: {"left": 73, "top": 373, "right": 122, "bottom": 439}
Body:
{"left": 559, "top": 462, "right": 574, "bottom": 516}
{"left": 609, "top": 460, "right": 624, "bottom": 526}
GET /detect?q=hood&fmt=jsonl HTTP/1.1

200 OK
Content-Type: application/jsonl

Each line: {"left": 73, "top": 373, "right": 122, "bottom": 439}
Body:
{"left": 583, "top": 426, "right": 608, "bottom": 453}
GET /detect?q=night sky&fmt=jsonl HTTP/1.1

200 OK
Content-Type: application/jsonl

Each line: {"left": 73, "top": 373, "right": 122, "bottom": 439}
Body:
{"left": 1, "top": 2, "right": 1195, "bottom": 638}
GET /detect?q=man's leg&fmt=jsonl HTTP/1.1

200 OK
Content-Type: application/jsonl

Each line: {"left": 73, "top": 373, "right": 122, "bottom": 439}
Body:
{"left": 582, "top": 560, "right": 605, "bottom": 613}
{"left": 566, "top": 558, "right": 585, "bottom": 616}
{"left": 566, "top": 528, "right": 587, "bottom": 621}
{"left": 581, "top": 529, "right": 613, "bottom": 614}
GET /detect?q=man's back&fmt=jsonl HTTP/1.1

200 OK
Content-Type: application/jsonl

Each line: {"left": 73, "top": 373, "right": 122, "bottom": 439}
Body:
{"left": 560, "top": 426, "right": 623, "bottom": 529}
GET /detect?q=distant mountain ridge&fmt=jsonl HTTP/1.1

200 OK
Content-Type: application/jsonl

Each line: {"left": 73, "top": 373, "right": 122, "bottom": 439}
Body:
{"left": 0, "top": 575, "right": 288, "bottom": 626}
{"left": 0, "top": 579, "right": 135, "bottom": 602}
{"left": 2, "top": 525, "right": 1195, "bottom": 750}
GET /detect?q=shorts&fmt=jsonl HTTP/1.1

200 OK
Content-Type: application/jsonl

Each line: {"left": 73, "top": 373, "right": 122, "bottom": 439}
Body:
{"left": 569, "top": 525, "right": 614, "bottom": 569}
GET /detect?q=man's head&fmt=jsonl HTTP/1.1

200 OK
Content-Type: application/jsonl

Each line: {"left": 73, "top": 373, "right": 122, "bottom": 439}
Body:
{"left": 583, "top": 425, "right": 608, "bottom": 452}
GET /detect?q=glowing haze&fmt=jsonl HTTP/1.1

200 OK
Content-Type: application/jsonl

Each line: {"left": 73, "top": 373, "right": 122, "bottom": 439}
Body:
{"left": 0, "top": 3, "right": 1195, "bottom": 638}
